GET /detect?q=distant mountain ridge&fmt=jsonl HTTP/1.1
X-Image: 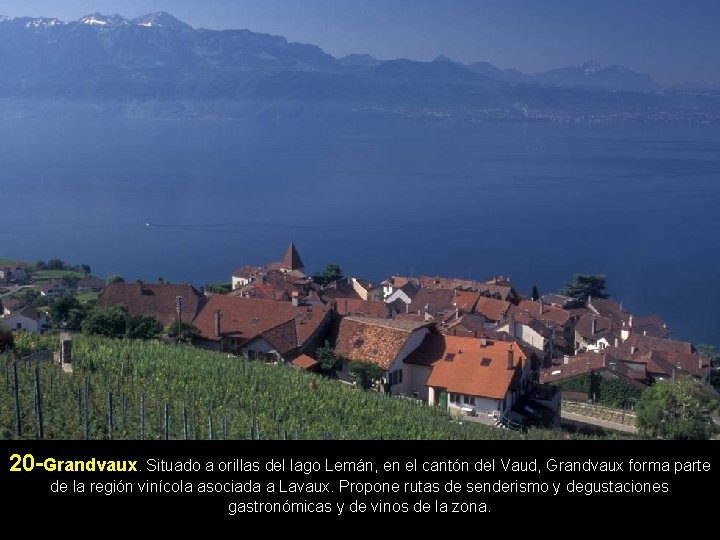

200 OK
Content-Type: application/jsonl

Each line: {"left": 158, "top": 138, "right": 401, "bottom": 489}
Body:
{"left": 0, "top": 12, "right": 716, "bottom": 121}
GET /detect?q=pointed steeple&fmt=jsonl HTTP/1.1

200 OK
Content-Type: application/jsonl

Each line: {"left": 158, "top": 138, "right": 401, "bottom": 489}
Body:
{"left": 281, "top": 242, "right": 304, "bottom": 272}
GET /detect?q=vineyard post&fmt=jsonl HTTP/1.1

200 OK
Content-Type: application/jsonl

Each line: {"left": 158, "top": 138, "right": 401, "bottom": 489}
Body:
{"left": 164, "top": 403, "right": 169, "bottom": 440}
{"left": 182, "top": 406, "right": 188, "bottom": 440}
{"left": 107, "top": 391, "right": 113, "bottom": 440}
{"left": 140, "top": 392, "right": 145, "bottom": 440}
{"left": 13, "top": 358, "right": 21, "bottom": 437}
{"left": 34, "top": 365, "right": 44, "bottom": 439}
{"left": 83, "top": 376, "right": 90, "bottom": 439}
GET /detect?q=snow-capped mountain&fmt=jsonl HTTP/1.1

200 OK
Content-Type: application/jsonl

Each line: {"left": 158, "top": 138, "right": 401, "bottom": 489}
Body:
{"left": 131, "top": 12, "right": 191, "bottom": 30}
{"left": 79, "top": 13, "right": 130, "bottom": 27}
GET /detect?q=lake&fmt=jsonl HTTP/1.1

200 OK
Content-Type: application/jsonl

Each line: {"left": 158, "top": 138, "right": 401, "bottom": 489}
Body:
{"left": 1, "top": 111, "right": 718, "bottom": 347}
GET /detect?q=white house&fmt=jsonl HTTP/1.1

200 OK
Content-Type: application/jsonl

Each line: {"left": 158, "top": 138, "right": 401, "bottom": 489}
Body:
{"left": 0, "top": 305, "right": 47, "bottom": 333}
{"left": 41, "top": 281, "right": 69, "bottom": 297}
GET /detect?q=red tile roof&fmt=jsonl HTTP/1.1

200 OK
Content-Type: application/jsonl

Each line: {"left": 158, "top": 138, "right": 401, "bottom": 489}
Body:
{"left": 475, "top": 297, "right": 510, "bottom": 322}
{"left": 575, "top": 313, "right": 614, "bottom": 340}
{"left": 452, "top": 291, "right": 481, "bottom": 313}
{"left": 540, "top": 352, "right": 647, "bottom": 388}
{"left": 420, "top": 334, "right": 526, "bottom": 399}
{"left": 334, "top": 316, "right": 431, "bottom": 370}
{"left": 517, "top": 300, "right": 572, "bottom": 327}
{"left": 96, "top": 282, "right": 203, "bottom": 326}
{"left": 408, "top": 288, "right": 456, "bottom": 315}
{"left": 332, "top": 298, "right": 391, "bottom": 318}
{"left": 291, "top": 354, "right": 320, "bottom": 370}
{"left": 193, "top": 295, "right": 330, "bottom": 347}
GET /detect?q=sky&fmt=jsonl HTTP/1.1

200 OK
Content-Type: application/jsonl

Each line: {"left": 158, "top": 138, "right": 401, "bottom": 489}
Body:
{"left": 2, "top": 0, "right": 720, "bottom": 86}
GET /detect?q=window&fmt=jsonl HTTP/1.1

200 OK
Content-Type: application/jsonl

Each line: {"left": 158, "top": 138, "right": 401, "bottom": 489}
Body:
{"left": 463, "top": 395, "right": 475, "bottom": 406}
{"left": 389, "top": 369, "right": 403, "bottom": 386}
{"left": 16, "top": 323, "right": 22, "bottom": 330}
{"left": 450, "top": 393, "right": 459, "bottom": 404}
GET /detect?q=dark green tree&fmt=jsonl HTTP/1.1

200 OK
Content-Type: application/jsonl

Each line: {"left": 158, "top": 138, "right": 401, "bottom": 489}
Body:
{"left": 531, "top": 285, "right": 540, "bottom": 301}
{"left": 636, "top": 375, "right": 718, "bottom": 440}
{"left": 80, "top": 264, "right": 92, "bottom": 276}
{"left": 164, "top": 321, "right": 199, "bottom": 343}
{"left": 0, "top": 329, "right": 13, "bottom": 352}
{"left": 106, "top": 275, "right": 125, "bottom": 284}
{"left": 49, "top": 296, "right": 83, "bottom": 328}
{"left": 46, "top": 258, "right": 65, "bottom": 270}
{"left": 315, "top": 342, "right": 342, "bottom": 375}
{"left": 81, "top": 306, "right": 128, "bottom": 337}
{"left": 312, "top": 264, "right": 343, "bottom": 287}
{"left": 561, "top": 274, "right": 609, "bottom": 301}
{"left": 35, "top": 260, "right": 47, "bottom": 270}
{"left": 125, "top": 315, "right": 163, "bottom": 340}
{"left": 348, "top": 360, "right": 385, "bottom": 390}
{"left": 61, "top": 273, "right": 81, "bottom": 290}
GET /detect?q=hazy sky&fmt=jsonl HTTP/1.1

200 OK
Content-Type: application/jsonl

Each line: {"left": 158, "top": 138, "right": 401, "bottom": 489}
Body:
{"left": 2, "top": 0, "right": 719, "bottom": 85}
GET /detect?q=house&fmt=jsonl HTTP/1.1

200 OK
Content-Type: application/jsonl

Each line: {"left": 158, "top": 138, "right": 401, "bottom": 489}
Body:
{"left": 231, "top": 266, "right": 264, "bottom": 290}
{"left": 613, "top": 335, "right": 710, "bottom": 380}
{"left": 574, "top": 313, "right": 615, "bottom": 353}
{"left": 0, "top": 266, "right": 29, "bottom": 284}
{"left": 474, "top": 297, "right": 511, "bottom": 326}
{"left": 40, "top": 280, "right": 69, "bottom": 297}
{"left": 332, "top": 298, "right": 391, "bottom": 318}
{"left": 96, "top": 282, "right": 204, "bottom": 327}
{"left": 540, "top": 351, "right": 649, "bottom": 398}
{"left": 443, "top": 314, "right": 501, "bottom": 339}
{"left": 383, "top": 275, "right": 518, "bottom": 302}
{"left": 333, "top": 316, "right": 432, "bottom": 392}
{"left": 383, "top": 282, "right": 419, "bottom": 314}
{"left": 407, "top": 288, "right": 456, "bottom": 319}
{"left": 539, "top": 293, "right": 577, "bottom": 309}
{"left": 320, "top": 277, "right": 362, "bottom": 301}
{"left": 0, "top": 305, "right": 48, "bottom": 333}
{"left": 192, "top": 295, "right": 332, "bottom": 360}
{"left": 406, "top": 333, "right": 532, "bottom": 419}
{"left": 76, "top": 277, "right": 105, "bottom": 293}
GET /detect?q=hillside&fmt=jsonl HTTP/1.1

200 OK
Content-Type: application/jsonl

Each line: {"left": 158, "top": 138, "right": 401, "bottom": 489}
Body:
{"left": 0, "top": 334, "right": 573, "bottom": 440}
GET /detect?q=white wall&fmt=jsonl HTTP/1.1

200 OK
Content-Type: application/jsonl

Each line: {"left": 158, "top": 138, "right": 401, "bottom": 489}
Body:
{"left": 0, "top": 313, "right": 41, "bottom": 333}
{"left": 448, "top": 395, "right": 503, "bottom": 416}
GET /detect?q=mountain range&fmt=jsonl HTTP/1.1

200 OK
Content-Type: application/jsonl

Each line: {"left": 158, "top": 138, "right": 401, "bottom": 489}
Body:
{"left": 0, "top": 12, "right": 717, "bottom": 121}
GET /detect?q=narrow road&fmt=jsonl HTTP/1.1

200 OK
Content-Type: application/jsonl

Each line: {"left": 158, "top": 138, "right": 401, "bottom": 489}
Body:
{"left": 561, "top": 411, "right": 638, "bottom": 434}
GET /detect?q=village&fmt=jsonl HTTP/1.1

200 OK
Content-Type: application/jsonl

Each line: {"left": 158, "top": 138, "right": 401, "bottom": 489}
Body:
{"left": 0, "top": 243, "right": 715, "bottom": 433}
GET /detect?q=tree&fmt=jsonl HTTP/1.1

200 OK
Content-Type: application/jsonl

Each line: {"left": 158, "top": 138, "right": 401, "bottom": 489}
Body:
{"left": 636, "top": 375, "right": 719, "bottom": 440}
{"left": 561, "top": 274, "right": 609, "bottom": 301}
{"left": 35, "top": 260, "right": 47, "bottom": 270}
{"left": 61, "top": 273, "right": 81, "bottom": 290}
{"left": 46, "top": 258, "right": 65, "bottom": 270}
{"left": 348, "top": 360, "right": 385, "bottom": 391}
{"left": 697, "top": 344, "right": 720, "bottom": 392}
{"left": 531, "top": 285, "right": 540, "bottom": 301}
{"left": 125, "top": 315, "right": 163, "bottom": 340}
{"left": 49, "top": 296, "right": 84, "bottom": 328}
{"left": 315, "top": 342, "right": 342, "bottom": 375}
{"left": 312, "top": 264, "right": 343, "bottom": 287}
{"left": 80, "top": 264, "right": 92, "bottom": 276}
{"left": 81, "top": 306, "right": 128, "bottom": 337}
{"left": 164, "top": 321, "right": 199, "bottom": 343}
{"left": 0, "top": 329, "right": 13, "bottom": 352}
{"left": 107, "top": 275, "right": 125, "bottom": 284}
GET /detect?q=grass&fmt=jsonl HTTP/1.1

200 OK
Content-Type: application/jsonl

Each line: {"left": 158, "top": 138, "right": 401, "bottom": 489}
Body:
{"left": 0, "top": 258, "right": 18, "bottom": 266}
{"left": 75, "top": 291, "right": 100, "bottom": 304}
{"left": 32, "top": 270, "right": 85, "bottom": 282}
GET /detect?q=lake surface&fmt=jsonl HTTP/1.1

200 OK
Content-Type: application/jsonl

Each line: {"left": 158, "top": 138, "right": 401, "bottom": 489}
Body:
{"left": 1, "top": 113, "right": 718, "bottom": 347}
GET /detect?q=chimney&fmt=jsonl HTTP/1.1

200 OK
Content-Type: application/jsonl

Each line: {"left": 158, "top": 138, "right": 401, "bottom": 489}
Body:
{"left": 291, "top": 290, "right": 299, "bottom": 307}
{"left": 453, "top": 302, "right": 459, "bottom": 320}
{"left": 642, "top": 330, "right": 647, "bottom": 336}
{"left": 538, "top": 298, "right": 543, "bottom": 315}
{"left": 630, "top": 345, "right": 636, "bottom": 354}
{"left": 563, "top": 355, "right": 570, "bottom": 365}
{"left": 614, "top": 336, "right": 619, "bottom": 348}
{"left": 629, "top": 315, "right": 633, "bottom": 328}
{"left": 214, "top": 309, "right": 222, "bottom": 338}
{"left": 507, "top": 345, "right": 514, "bottom": 370}
{"left": 591, "top": 316, "right": 597, "bottom": 335}
{"left": 480, "top": 337, "right": 487, "bottom": 347}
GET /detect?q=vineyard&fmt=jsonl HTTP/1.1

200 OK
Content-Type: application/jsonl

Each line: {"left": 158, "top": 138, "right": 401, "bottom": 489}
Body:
{"left": 2, "top": 333, "right": 570, "bottom": 440}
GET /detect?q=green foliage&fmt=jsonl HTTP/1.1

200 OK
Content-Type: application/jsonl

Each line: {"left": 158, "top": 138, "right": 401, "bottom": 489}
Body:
{"left": 80, "top": 264, "right": 92, "bottom": 276}
{"left": 553, "top": 372, "right": 642, "bottom": 408}
{"left": 125, "top": 315, "right": 163, "bottom": 340}
{"left": 0, "top": 335, "right": 587, "bottom": 440}
{"left": 636, "top": 375, "right": 719, "bottom": 440}
{"left": 34, "top": 260, "right": 47, "bottom": 270}
{"left": 106, "top": 275, "right": 125, "bottom": 284}
{"left": 164, "top": 321, "right": 199, "bottom": 342}
{"left": 561, "top": 274, "right": 609, "bottom": 301}
{"left": 61, "top": 273, "right": 82, "bottom": 290}
{"left": 349, "top": 360, "right": 385, "bottom": 390}
{"left": 15, "top": 288, "right": 39, "bottom": 304}
{"left": 81, "top": 307, "right": 129, "bottom": 337}
{"left": 312, "top": 264, "right": 343, "bottom": 287}
{"left": 46, "top": 259, "right": 66, "bottom": 271}
{"left": 315, "top": 343, "right": 341, "bottom": 375}
{"left": 205, "top": 283, "right": 232, "bottom": 294}
{"left": 49, "top": 296, "right": 87, "bottom": 331}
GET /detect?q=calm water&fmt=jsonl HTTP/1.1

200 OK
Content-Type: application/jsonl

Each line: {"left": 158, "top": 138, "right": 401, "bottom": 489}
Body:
{"left": 1, "top": 114, "right": 719, "bottom": 347}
